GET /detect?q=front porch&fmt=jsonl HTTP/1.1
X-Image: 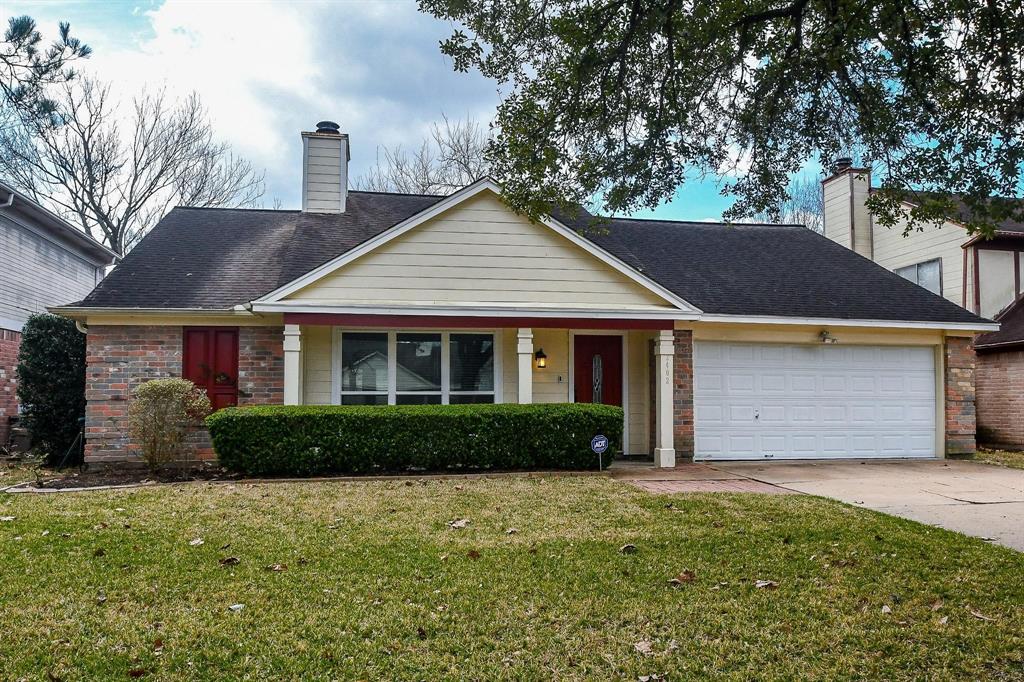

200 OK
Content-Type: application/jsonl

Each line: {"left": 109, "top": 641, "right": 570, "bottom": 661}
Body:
{"left": 279, "top": 315, "right": 691, "bottom": 467}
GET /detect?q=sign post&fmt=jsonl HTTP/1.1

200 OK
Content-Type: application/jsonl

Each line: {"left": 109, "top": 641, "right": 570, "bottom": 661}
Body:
{"left": 591, "top": 434, "right": 609, "bottom": 470}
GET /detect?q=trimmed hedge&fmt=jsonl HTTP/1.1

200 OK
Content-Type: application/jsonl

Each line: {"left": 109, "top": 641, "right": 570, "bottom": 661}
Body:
{"left": 206, "top": 403, "right": 623, "bottom": 476}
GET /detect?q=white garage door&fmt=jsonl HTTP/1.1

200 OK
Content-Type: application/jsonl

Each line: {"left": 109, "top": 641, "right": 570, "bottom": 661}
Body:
{"left": 693, "top": 342, "right": 937, "bottom": 460}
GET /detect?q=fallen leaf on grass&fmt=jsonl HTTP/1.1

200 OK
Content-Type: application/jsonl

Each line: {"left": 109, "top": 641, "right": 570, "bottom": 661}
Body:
{"left": 228, "top": 604, "right": 245, "bottom": 612}
{"left": 754, "top": 580, "right": 779, "bottom": 590}
{"left": 297, "top": 557, "right": 309, "bottom": 566}
{"left": 128, "top": 668, "right": 148, "bottom": 678}
{"left": 417, "top": 626, "right": 427, "bottom": 640}
{"left": 94, "top": 523, "right": 108, "bottom": 530}
{"left": 46, "top": 671, "right": 61, "bottom": 682}
{"left": 929, "top": 598, "right": 943, "bottom": 612}
{"left": 188, "top": 538, "right": 204, "bottom": 547}
{"left": 638, "top": 673, "right": 665, "bottom": 681}
{"left": 939, "top": 616, "right": 949, "bottom": 625}
{"left": 968, "top": 607, "right": 996, "bottom": 622}
{"left": 219, "top": 557, "right": 240, "bottom": 567}
{"left": 881, "top": 605, "right": 892, "bottom": 614}
{"left": 93, "top": 548, "right": 106, "bottom": 557}
{"left": 265, "top": 563, "right": 287, "bottom": 572}
{"left": 634, "top": 640, "right": 654, "bottom": 656}
{"left": 668, "top": 570, "right": 695, "bottom": 586}
{"left": 153, "top": 638, "right": 164, "bottom": 653}
{"left": 96, "top": 590, "right": 107, "bottom": 605}
{"left": 448, "top": 519, "right": 470, "bottom": 529}
{"left": 467, "top": 549, "right": 482, "bottom": 560}
{"left": 620, "top": 544, "right": 637, "bottom": 554}
{"left": 218, "top": 543, "right": 231, "bottom": 551}
{"left": 506, "top": 528, "right": 518, "bottom": 535}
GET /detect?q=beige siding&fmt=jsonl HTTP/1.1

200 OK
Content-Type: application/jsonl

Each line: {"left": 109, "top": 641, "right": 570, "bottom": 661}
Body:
{"left": 822, "top": 174, "right": 852, "bottom": 250}
{"left": 872, "top": 213, "right": 966, "bottom": 305}
{"left": 532, "top": 328, "right": 570, "bottom": 403}
{"left": 626, "top": 330, "right": 652, "bottom": 454}
{"left": 302, "top": 325, "right": 332, "bottom": 404}
{"left": 303, "top": 135, "right": 346, "bottom": 213}
{"left": 286, "top": 191, "right": 673, "bottom": 310}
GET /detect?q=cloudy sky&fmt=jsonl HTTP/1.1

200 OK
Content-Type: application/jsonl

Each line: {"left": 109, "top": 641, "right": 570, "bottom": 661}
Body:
{"left": 10, "top": 0, "right": 795, "bottom": 221}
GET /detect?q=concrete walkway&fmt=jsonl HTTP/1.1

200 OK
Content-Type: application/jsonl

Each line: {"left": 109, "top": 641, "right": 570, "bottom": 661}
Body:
{"left": 714, "top": 459, "right": 1024, "bottom": 552}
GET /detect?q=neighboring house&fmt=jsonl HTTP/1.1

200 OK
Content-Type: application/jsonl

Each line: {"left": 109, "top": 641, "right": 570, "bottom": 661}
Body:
{"left": 0, "top": 181, "right": 117, "bottom": 447}
{"left": 822, "top": 160, "right": 1024, "bottom": 448}
{"left": 53, "top": 122, "right": 995, "bottom": 468}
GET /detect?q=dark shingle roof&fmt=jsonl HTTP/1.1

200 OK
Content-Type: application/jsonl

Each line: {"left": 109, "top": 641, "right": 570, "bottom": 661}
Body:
{"left": 79, "top": 191, "right": 443, "bottom": 309}
{"left": 78, "top": 190, "right": 988, "bottom": 326}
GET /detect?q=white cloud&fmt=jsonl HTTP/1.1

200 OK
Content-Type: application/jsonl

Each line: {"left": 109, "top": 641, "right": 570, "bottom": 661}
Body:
{"left": 15, "top": 0, "right": 498, "bottom": 206}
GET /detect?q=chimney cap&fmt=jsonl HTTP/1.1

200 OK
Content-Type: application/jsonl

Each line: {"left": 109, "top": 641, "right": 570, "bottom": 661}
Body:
{"left": 315, "top": 120, "right": 341, "bottom": 134}
{"left": 833, "top": 156, "right": 854, "bottom": 172}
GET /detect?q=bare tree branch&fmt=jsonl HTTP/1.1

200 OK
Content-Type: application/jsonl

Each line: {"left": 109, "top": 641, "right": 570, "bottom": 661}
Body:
{"left": 0, "top": 76, "right": 265, "bottom": 254}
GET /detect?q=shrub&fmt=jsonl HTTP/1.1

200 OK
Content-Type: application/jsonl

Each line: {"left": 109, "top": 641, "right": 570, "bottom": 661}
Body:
{"left": 206, "top": 403, "right": 624, "bottom": 476}
{"left": 15, "top": 314, "right": 86, "bottom": 465}
{"left": 128, "top": 378, "right": 212, "bottom": 473}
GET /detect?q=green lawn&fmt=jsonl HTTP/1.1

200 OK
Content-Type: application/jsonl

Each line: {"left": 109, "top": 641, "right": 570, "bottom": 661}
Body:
{"left": 976, "top": 448, "right": 1024, "bottom": 470}
{"left": 1, "top": 478, "right": 1021, "bottom": 680}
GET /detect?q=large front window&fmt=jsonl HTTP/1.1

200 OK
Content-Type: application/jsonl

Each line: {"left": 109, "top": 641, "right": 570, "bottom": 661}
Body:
{"left": 337, "top": 331, "right": 497, "bottom": 405}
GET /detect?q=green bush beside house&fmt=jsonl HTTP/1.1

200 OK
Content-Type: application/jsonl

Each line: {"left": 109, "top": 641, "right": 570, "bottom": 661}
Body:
{"left": 206, "top": 403, "right": 623, "bottom": 476}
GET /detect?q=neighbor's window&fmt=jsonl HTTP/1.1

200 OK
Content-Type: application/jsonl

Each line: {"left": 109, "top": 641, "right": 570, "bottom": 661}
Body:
{"left": 895, "top": 259, "right": 942, "bottom": 295}
{"left": 338, "top": 331, "right": 497, "bottom": 405}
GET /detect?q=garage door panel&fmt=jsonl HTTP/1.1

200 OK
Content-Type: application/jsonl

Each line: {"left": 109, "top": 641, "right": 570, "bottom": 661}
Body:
{"left": 694, "top": 341, "right": 937, "bottom": 461}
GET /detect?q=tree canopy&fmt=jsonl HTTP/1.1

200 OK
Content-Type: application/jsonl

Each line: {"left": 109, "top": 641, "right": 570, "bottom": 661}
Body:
{"left": 420, "top": 0, "right": 1024, "bottom": 235}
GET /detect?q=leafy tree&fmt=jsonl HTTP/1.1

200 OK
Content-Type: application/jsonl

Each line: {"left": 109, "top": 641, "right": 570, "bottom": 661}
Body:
{"left": 15, "top": 314, "right": 86, "bottom": 465}
{"left": 1, "top": 15, "right": 90, "bottom": 127}
{"left": 420, "top": 0, "right": 1024, "bottom": 235}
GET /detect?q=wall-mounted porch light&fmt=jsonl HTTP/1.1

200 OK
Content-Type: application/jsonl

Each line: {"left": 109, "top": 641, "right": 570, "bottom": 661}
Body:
{"left": 819, "top": 330, "right": 839, "bottom": 344}
{"left": 535, "top": 348, "right": 548, "bottom": 368}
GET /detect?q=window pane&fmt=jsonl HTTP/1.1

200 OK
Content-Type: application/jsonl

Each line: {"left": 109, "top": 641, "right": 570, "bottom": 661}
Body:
{"left": 449, "top": 394, "right": 494, "bottom": 404}
{"left": 917, "top": 259, "right": 941, "bottom": 295}
{"left": 341, "top": 333, "right": 388, "bottom": 392}
{"left": 450, "top": 333, "right": 494, "bottom": 392}
{"left": 894, "top": 265, "right": 917, "bottom": 283}
{"left": 396, "top": 333, "right": 441, "bottom": 391}
{"left": 396, "top": 394, "right": 442, "bottom": 405}
{"left": 341, "top": 394, "right": 387, "bottom": 405}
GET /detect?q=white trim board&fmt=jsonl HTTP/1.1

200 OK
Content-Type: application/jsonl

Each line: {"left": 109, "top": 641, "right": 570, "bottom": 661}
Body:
{"left": 253, "top": 178, "right": 701, "bottom": 315}
{"left": 695, "top": 314, "right": 999, "bottom": 332}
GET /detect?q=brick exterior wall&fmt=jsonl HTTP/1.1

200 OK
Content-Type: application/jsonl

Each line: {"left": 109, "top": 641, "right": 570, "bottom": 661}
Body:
{"left": 944, "top": 336, "right": 977, "bottom": 456}
{"left": 84, "top": 324, "right": 284, "bottom": 464}
{"left": 673, "top": 329, "right": 694, "bottom": 459}
{"left": 238, "top": 326, "right": 285, "bottom": 404}
{"left": 0, "top": 329, "right": 20, "bottom": 448}
{"left": 975, "top": 348, "right": 1024, "bottom": 449}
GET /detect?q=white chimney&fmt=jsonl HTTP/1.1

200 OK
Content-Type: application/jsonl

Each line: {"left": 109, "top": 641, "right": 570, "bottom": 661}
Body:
{"left": 301, "top": 121, "right": 349, "bottom": 213}
{"left": 822, "top": 158, "right": 873, "bottom": 260}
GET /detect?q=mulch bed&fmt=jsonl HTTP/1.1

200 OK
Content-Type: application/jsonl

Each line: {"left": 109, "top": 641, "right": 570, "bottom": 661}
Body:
{"left": 17, "top": 465, "right": 238, "bottom": 490}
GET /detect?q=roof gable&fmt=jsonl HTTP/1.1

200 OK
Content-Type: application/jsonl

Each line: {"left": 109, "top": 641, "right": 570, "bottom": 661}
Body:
{"left": 259, "top": 179, "right": 699, "bottom": 315}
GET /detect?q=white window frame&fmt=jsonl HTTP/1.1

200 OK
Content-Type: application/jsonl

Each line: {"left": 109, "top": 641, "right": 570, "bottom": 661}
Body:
{"left": 332, "top": 329, "right": 502, "bottom": 405}
{"left": 895, "top": 258, "right": 942, "bottom": 296}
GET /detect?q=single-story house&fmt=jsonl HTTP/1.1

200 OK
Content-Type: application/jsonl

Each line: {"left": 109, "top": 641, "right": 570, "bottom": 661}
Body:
{"left": 54, "top": 122, "right": 997, "bottom": 468}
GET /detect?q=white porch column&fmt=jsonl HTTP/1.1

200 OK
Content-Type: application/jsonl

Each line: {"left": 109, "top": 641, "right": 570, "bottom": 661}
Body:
{"left": 516, "top": 328, "right": 533, "bottom": 404}
{"left": 283, "top": 324, "right": 302, "bottom": 405}
{"left": 653, "top": 329, "right": 676, "bottom": 468}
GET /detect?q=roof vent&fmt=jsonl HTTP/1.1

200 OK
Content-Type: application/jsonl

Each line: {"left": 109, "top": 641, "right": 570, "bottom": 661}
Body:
{"left": 315, "top": 120, "right": 341, "bottom": 135}
{"left": 833, "top": 157, "right": 854, "bottom": 173}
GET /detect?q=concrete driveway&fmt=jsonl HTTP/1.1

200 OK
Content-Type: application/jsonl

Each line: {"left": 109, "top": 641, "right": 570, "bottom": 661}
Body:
{"left": 714, "top": 459, "right": 1024, "bottom": 552}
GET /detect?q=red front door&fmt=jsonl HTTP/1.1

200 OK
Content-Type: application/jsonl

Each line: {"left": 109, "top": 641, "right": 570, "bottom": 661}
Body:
{"left": 183, "top": 327, "right": 239, "bottom": 410}
{"left": 573, "top": 335, "right": 623, "bottom": 406}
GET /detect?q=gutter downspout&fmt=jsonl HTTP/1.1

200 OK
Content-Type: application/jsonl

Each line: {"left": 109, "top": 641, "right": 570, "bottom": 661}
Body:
{"left": 0, "top": 191, "right": 14, "bottom": 209}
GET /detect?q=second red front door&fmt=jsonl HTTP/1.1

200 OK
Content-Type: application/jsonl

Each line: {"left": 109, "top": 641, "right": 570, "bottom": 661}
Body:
{"left": 573, "top": 335, "right": 623, "bottom": 406}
